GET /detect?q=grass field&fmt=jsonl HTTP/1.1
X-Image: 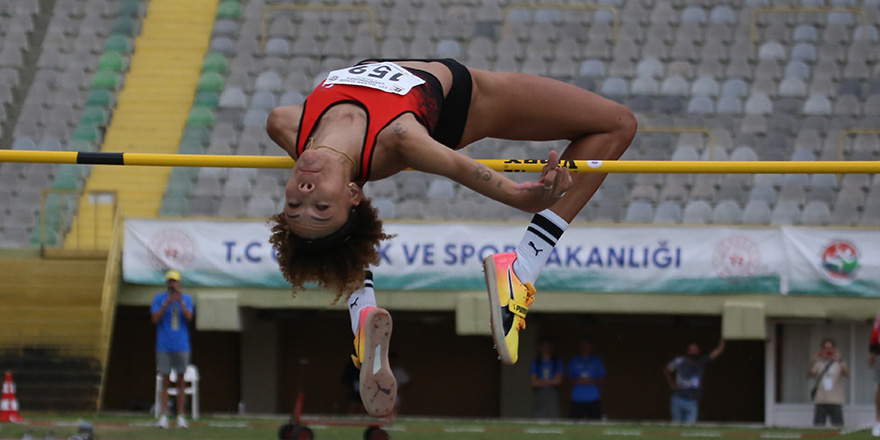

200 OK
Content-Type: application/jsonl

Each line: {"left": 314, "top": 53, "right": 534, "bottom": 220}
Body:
{"left": 0, "top": 414, "right": 869, "bottom": 440}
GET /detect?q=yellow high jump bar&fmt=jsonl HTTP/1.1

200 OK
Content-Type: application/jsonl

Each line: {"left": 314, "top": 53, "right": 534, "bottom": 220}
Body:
{"left": 1, "top": 150, "right": 879, "bottom": 174}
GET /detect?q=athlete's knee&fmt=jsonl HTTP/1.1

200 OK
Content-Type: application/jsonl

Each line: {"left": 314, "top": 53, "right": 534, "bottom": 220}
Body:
{"left": 612, "top": 104, "right": 638, "bottom": 144}
{"left": 266, "top": 106, "right": 298, "bottom": 140}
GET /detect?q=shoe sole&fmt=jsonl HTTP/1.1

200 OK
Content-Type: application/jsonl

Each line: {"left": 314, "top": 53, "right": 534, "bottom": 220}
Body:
{"left": 359, "top": 308, "right": 396, "bottom": 418}
{"left": 483, "top": 256, "right": 514, "bottom": 365}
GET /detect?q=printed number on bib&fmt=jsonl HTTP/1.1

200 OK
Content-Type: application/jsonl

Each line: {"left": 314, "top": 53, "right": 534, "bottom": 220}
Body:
{"left": 324, "top": 62, "right": 426, "bottom": 96}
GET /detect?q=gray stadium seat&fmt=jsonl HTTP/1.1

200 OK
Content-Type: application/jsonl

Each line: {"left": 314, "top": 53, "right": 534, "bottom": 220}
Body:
{"left": 687, "top": 96, "right": 714, "bottom": 114}
{"left": 218, "top": 87, "right": 247, "bottom": 109}
{"left": 254, "top": 71, "right": 282, "bottom": 92}
{"left": 245, "top": 195, "right": 278, "bottom": 217}
{"left": 709, "top": 6, "right": 735, "bottom": 24}
{"left": 758, "top": 41, "right": 786, "bottom": 61}
{"left": 779, "top": 78, "right": 807, "bottom": 98}
{"left": 794, "top": 24, "right": 818, "bottom": 42}
{"left": 660, "top": 76, "right": 689, "bottom": 96}
{"left": 742, "top": 201, "right": 772, "bottom": 224}
{"left": 653, "top": 201, "right": 682, "bottom": 223}
{"left": 831, "top": 200, "right": 860, "bottom": 225}
{"left": 721, "top": 78, "right": 748, "bottom": 98}
{"left": 744, "top": 94, "right": 773, "bottom": 114}
{"left": 249, "top": 90, "right": 276, "bottom": 110}
{"left": 711, "top": 200, "right": 742, "bottom": 224}
{"left": 716, "top": 96, "right": 743, "bottom": 114}
{"left": 770, "top": 201, "right": 801, "bottom": 225}
{"left": 800, "top": 201, "right": 831, "bottom": 225}
{"left": 803, "top": 95, "right": 832, "bottom": 115}
{"left": 691, "top": 76, "right": 719, "bottom": 97}
{"left": 624, "top": 201, "right": 653, "bottom": 223}
{"left": 682, "top": 200, "right": 712, "bottom": 224}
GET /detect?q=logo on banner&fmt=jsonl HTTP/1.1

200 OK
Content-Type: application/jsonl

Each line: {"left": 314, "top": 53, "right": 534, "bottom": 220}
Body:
{"left": 147, "top": 229, "right": 196, "bottom": 273}
{"left": 821, "top": 240, "right": 859, "bottom": 283}
{"left": 712, "top": 235, "right": 761, "bottom": 283}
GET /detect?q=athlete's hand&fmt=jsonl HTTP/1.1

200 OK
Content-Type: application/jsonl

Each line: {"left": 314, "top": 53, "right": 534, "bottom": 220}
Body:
{"left": 513, "top": 150, "right": 571, "bottom": 200}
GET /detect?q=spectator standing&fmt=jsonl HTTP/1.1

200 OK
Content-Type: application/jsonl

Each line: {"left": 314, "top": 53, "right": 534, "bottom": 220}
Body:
{"left": 530, "top": 339, "right": 564, "bottom": 419}
{"left": 663, "top": 340, "right": 725, "bottom": 424}
{"left": 808, "top": 337, "right": 849, "bottom": 427}
{"left": 151, "top": 270, "right": 194, "bottom": 429}
{"left": 567, "top": 337, "right": 605, "bottom": 420}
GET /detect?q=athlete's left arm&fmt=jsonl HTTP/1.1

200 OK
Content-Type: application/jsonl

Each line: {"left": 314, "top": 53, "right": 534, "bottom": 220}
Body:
{"left": 267, "top": 105, "right": 303, "bottom": 158}
{"left": 394, "top": 122, "right": 569, "bottom": 212}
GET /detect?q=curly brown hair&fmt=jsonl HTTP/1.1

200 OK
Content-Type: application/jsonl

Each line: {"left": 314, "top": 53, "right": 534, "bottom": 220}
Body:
{"left": 269, "top": 198, "right": 394, "bottom": 303}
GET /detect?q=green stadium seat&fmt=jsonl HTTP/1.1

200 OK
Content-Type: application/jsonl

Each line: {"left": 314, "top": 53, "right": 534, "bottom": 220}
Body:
{"left": 72, "top": 124, "right": 102, "bottom": 143}
{"left": 66, "top": 139, "right": 95, "bottom": 152}
{"left": 98, "top": 51, "right": 126, "bottom": 72}
{"left": 111, "top": 16, "right": 136, "bottom": 35}
{"left": 86, "top": 89, "right": 114, "bottom": 107}
{"left": 118, "top": 0, "right": 143, "bottom": 17}
{"left": 202, "top": 53, "right": 229, "bottom": 74}
{"left": 105, "top": 34, "right": 133, "bottom": 53}
{"left": 43, "top": 207, "right": 62, "bottom": 232}
{"left": 56, "top": 164, "right": 89, "bottom": 180}
{"left": 169, "top": 166, "right": 199, "bottom": 185}
{"left": 197, "top": 72, "right": 224, "bottom": 92}
{"left": 181, "top": 126, "right": 210, "bottom": 144}
{"left": 216, "top": 2, "right": 242, "bottom": 19}
{"left": 160, "top": 194, "right": 190, "bottom": 216}
{"left": 92, "top": 71, "right": 121, "bottom": 90}
{"left": 194, "top": 91, "right": 220, "bottom": 107}
{"left": 80, "top": 107, "right": 109, "bottom": 125}
{"left": 187, "top": 107, "right": 216, "bottom": 126}
{"left": 29, "top": 227, "right": 59, "bottom": 247}
{"left": 165, "top": 175, "right": 194, "bottom": 197}
{"left": 179, "top": 139, "right": 207, "bottom": 154}
{"left": 52, "top": 173, "right": 80, "bottom": 190}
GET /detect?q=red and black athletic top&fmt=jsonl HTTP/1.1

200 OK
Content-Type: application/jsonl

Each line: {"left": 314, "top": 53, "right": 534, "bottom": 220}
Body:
{"left": 295, "top": 68, "right": 444, "bottom": 182}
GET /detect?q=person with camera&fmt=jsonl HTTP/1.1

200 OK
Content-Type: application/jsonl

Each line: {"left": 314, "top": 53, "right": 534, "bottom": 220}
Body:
{"left": 808, "top": 337, "right": 849, "bottom": 427}
{"left": 151, "top": 270, "right": 195, "bottom": 429}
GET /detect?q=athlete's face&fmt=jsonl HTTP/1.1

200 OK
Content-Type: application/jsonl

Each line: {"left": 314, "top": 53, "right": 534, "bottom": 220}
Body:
{"left": 284, "top": 149, "right": 361, "bottom": 238}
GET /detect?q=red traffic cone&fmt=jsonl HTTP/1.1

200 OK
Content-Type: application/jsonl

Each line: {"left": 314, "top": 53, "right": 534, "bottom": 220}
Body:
{"left": 1, "top": 371, "right": 24, "bottom": 422}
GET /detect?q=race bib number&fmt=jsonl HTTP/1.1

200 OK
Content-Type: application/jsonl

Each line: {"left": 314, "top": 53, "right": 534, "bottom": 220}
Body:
{"left": 323, "top": 62, "right": 426, "bottom": 95}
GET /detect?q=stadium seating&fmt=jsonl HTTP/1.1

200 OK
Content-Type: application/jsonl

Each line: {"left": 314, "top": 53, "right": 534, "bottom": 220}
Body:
{"left": 2, "top": 0, "right": 880, "bottom": 248}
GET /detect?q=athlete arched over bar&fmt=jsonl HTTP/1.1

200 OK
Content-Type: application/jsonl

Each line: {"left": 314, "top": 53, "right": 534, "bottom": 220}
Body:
{"left": 266, "top": 59, "right": 636, "bottom": 417}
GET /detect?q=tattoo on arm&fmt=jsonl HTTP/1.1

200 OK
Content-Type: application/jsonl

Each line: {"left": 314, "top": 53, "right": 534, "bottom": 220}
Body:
{"left": 392, "top": 122, "right": 406, "bottom": 138}
{"left": 471, "top": 163, "right": 492, "bottom": 182}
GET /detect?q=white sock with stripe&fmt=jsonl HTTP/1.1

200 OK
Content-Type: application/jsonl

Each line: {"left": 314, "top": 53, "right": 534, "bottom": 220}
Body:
{"left": 347, "top": 270, "right": 377, "bottom": 335}
{"left": 512, "top": 209, "right": 569, "bottom": 285}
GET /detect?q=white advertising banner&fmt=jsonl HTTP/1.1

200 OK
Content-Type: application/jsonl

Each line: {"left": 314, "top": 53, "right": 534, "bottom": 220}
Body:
{"left": 782, "top": 227, "right": 880, "bottom": 296}
{"left": 123, "top": 219, "right": 880, "bottom": 296}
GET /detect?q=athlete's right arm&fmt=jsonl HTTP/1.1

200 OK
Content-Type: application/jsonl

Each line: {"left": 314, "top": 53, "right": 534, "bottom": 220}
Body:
{"left": 267, "top": 105, "right": 303, "bottom": 158}
{"left": 393, "top": 121, "right": 567, "bottom": 212}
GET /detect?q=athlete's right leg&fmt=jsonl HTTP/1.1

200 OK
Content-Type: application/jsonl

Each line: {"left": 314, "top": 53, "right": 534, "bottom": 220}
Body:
{"left": 348, "top": 270, "right": 396, "bottom": 418}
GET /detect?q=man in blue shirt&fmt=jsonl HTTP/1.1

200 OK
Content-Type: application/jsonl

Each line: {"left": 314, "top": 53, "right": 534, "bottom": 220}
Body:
{"left": 151, "top": 270, "right": 194, "bottom": 429}
{"left": 530, "top": 339, "right": 564, "bottom": 419}
{"left": 567, "top": 336, "right": 606, "bottom": 420}
{"left": 663, "top": 340, "right": 725, "bottom": 424}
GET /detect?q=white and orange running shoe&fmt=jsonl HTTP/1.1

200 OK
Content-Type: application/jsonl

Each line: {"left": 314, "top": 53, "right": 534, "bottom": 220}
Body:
{"left": 351, "top": 307, "right": 396, "bottom": 418}
{"left": 483, "top": 252, "right": 536, "bottom": 365}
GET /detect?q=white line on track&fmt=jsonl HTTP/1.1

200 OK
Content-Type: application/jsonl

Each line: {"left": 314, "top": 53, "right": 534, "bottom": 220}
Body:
{"left": 524, "top": 427, "right": 565, "bottom": 434}
{"left": 759, "top": 433, "right": 801, "bottom": 439}
{"left": 604, "top": 429, "right": 643, "bottom": 436}
{"left": 207, "top": 421, "right": 249, "bottom": 428}
{"left": 444, "top": 426, "right": 486, "bottom": 433}
{"left": 683, "top": 431, "right": 722, "bottom": 437}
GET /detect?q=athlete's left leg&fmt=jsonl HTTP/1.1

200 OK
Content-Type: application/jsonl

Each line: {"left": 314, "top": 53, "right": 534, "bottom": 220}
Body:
{"left": 463, "top": 70, "right": 636, "bottom": 364}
